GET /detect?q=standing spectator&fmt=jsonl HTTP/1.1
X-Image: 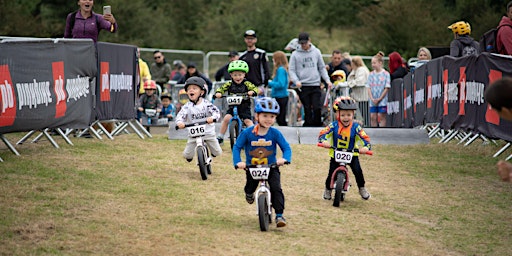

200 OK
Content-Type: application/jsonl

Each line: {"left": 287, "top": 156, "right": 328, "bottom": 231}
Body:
{"left": 448, "top": 21, "right": 480, "bottom": 57}
{"left": 170, "top": 60, "right": 184, "bottom": 80}
{"left": 409, "top": 47, "right": 432, "bottom": 72}
{"left": 284, "top": 38, "right": 299, "bottom": 52}
{"left": 325, "top": 50, "right": 349, "bottom": 83}
{"left": 497, "top": 1, "right": 512, "bottom": 55}
{"left": 366, "top": 52, "right": 391, "bottom": 127}
{"left": 289, "top": 32, "right": 332, "bottom": 127}
{"left": 150, "top": 50, "right": 172, "bottom": 93}
{"left": 178, "top": 62, "right": 213, "bottom": 95}
{"left": 171, "top": 63, "right": 186, "bottom": 82}
{"left": 137, "top": 48, "right": 151, "bottom": 96}
{"left": 239, "top": 30, "right": 270, "bottom": 93}
{"left": 215, "top": 51, "right": 239, "bottom": 81}
{"left": 347, "top": 56, "right": 370, "bottom": 124}
{"left": 268, "top": 51, "right": 290, "bottom": 126}
{"left": 388, "top": 51, "right": 408, "bottom": 82}
{"left": 64, "top": 0, "right": 117, "bottom": 43}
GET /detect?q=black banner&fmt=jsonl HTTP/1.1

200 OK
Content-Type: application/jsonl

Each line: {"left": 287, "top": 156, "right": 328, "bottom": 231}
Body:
{"left": 0, "top": 39, "right": 96, "bottom": 133}
{"left": 412, "top": 64, "right": 426, "bottom": 127}
{"left": 403, "top": 73, "right": 413, "bottom": 128}
{"left": 425, "top": 58, "right": 443, "bottom": 123}
{"left": 387, "top": 78, "right": 403, "bottom": 127}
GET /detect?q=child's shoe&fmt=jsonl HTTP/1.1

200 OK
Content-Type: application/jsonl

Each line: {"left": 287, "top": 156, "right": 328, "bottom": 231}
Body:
{"left": 245, "top": 193, "right": 254, "bottom": 204}
{"left": 359, "top": 187, "right": 371, "bottom": 200}
{"left": 186, "top": 158, "right": 193, "bottom": 162}
{"left": 276, "top": 216, "right": 286, "bottom": 227}
{"left": 323, "top": 189, "right": 332, "bottom": 200}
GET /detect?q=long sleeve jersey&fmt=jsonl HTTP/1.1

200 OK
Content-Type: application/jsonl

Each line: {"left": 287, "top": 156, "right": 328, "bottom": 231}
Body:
{"left": 175, "top": 99, "right": 220, "bottom": 136}
{"left": 318, "top": 121, "right": 371, "bottom": 158}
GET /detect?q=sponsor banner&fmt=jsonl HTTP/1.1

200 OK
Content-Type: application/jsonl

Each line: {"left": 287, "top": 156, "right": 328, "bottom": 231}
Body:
{"left": 412, "top": 64, "right": 426, "bottom": 127}
{"left": 402, "top": 73, "right": 413, "bottom": 128}
{"left": 0, "top": 40, "right": 95, "bottom": 133}
{"left": 425, "top": 58, "right": 443, "bottom": 123}
{"left": 387, "top": 78, "right": 403, "bottom": 127}
{"left": 95, "top": 42, "right": 137, "bottom": 120}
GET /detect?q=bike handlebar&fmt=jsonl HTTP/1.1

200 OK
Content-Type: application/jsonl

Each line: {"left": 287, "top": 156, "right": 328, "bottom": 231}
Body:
{"left": 175, "top": 119, "right": 217, "bottom": 130}
{"left": 235, "top": 161, "right": 290, "bottom": 170}
{"left": 316, "top": 143, "right": 373, "bottom": 155}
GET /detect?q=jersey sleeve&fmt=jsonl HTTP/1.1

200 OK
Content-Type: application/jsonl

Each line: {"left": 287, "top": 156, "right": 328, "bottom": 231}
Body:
{"left": 275, "top": 129, "right": 292, "bottom": 163}
{"left": 355, "top": 124, "right": 371, "bottom": 150}
{"left": 216, "top": 81, "right": 231, "bottom": 94}
{"left": 232, "top": 128, "right": 249, "bottom": 167}
{"left": 318, "top": 123, "right": 334, "bottom": 143}
{"left": 245, "top": 81, "right": 259, "bottom": 95}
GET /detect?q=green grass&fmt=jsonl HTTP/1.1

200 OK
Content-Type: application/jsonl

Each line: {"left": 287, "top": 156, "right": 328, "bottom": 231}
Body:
{"left": 1, "top": 132, "right": 511, "bottom": 255}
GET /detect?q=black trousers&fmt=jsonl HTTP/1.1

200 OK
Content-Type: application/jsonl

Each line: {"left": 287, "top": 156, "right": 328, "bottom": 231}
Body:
{"left": 299, "top": 86, "right": 322, "bottom": 127}
{"left": 275, "top": 96, "right": 288, "bottom": 126}
{"left": 245, "top": 167, "right": 285, "bottom": 214}
{"left": 325, "top": 157, "right": 366, "bottom": 189}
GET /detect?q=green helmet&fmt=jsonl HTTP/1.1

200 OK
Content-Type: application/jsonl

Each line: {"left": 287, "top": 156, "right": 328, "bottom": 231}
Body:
{"left": 228, "top": 60, "right": 249, "bottom": 73}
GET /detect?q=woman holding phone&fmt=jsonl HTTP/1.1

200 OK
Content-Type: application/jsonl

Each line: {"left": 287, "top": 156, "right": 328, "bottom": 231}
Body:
{"left": 64, "top": 0, "right": 118, "bottom": 42}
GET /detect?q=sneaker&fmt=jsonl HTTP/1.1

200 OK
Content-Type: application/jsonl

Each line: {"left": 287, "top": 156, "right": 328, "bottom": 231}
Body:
{"left": 276, "top": 216, "right": 287, "bottom": 227}
{"left": 217, "top": 136, "right": 224, "bottom": 144}
{"left": 359, "top": 187, "right": 371, "bottom": 200}
{"left": 186, "top": 158, "right": 193, "bottom": 162}
{"left": 245, "top": 193, "right": 254, "bottom": 204}
{"left": 323, "top": 189, "right": 332, "bottom": 200}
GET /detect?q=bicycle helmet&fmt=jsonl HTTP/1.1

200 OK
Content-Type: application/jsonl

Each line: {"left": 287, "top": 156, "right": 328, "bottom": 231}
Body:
{"left": 331, "top": 70, "right": 346, "bottom": 81}
{"left": 184, "top": 76, "right": 208, "bottom": 97}
{"left": 333, "top": 96, "right": 357, "bottom": 111}
{"left": 254, "top": 97, "right": 280, "bottom": 114}
{"left": 448, "top": 21, "right": 471, "bottom": 35}
{"left": 143, "top": 80, "right": 157, "bottom": 90}
{"left": 228, "top": 60, "right": 249, "bottom": 73}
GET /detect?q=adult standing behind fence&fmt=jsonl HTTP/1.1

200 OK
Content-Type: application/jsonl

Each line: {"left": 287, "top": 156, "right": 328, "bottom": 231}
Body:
{"left": 289, "top": 32, "right": 332, "bottom": 127}
{"left": 448, "top": 21, "right": 480, "bottom": 57}
{"left": 347, "top": 56, "right": 370, "bottom": 124}
{"left": 239, "top": 30, "right": 270, "bottom": 94}
{"left": 268, "top": 51, "right": 289, "bottom": 126}
{"left": 150, "top": 50, "right": 172, "bottom": 93}
{"left": 64, "top": 0, "right": 117, "bottom": 42}
{"left": 215, "top": 51, "right": 239, "bottom": 81}
{"left": 497, "top": 1, "right": 512, "bottom": 55}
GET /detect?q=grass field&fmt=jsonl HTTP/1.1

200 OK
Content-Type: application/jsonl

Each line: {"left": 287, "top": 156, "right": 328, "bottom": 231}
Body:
{"left": 1, "top": 131, "right": 511, "bottom": 255}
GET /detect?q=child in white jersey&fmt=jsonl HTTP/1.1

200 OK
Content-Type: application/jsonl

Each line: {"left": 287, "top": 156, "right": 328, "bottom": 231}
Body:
{"left": 175, "top": 77, "right": 222, "bottom": 162}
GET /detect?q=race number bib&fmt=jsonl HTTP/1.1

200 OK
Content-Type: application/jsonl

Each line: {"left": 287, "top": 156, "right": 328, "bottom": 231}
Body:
{"left": 227, "top": 96, "right": 243, "bottom": 106}
{"left": 248, "top": 167, "right": 270, "bottom": 180}
{"left": 187, "top": 124, "right": 206, "bottom": 138}
{"left": 334, "top": 150, "right": 353, "bottom": 163}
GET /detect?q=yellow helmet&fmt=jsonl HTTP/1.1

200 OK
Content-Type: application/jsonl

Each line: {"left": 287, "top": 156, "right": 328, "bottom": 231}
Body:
{"left": 448, "top": 21, "right": 471, "bottom": 35}
{"left": 331, "top": 70, "right": 346, "bottom": 82}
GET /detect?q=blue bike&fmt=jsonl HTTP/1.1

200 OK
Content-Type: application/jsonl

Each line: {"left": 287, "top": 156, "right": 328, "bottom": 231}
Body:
{"left": 223, "top": 94, "right": 251, "bottom": 150}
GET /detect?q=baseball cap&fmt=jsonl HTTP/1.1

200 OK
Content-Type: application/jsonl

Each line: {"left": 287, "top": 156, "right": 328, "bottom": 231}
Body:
{"left": 298, "top": 32, "right": 310, "bottom": 44}
{"left": 244, "top": 29, "right": 257, "bottom": 38}
{"left": 228, "top": 51, "right": 239, "bottom": 57}
{"left": 187, "top": 62, "right": 196, "bottom": 68}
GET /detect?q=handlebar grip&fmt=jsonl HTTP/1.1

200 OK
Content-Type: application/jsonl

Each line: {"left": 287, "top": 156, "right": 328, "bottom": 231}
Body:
{"left": 316, "top": 143, "right": 323, "bottom": 147}
{"left": 365, "top": 151, "right": 373, "bottom": 156}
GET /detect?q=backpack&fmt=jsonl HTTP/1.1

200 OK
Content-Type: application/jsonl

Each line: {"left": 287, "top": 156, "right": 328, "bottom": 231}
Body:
{"left": 479, "top": 24, "right": 512, "bottom": 53}
{"left": 68, "top": 10, "right": 100, "bottom": 36}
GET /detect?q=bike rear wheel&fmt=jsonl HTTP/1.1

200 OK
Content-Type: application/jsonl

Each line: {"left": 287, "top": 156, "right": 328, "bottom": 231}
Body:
{"left": 229, "top": 120, "right": 239, "bottom": 150}
{"left": 197, "top": 146, "right": 208, "bottom": 180}
{"left": 258, "top": 193, "right": 270, "bottom": 231}
{"left": 333, "top": 172, "right": 345, "bottom": 207}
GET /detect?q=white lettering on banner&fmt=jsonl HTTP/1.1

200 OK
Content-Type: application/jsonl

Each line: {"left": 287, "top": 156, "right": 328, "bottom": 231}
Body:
{"left": 66, "top": 76, "right": 90, "bottom": 102}
{"left": 0, "top": 80, "right": 15, "bottom": 113}
{"left": 415, "top": 89, "right": 424, "bottom": 105}
{"left": 16, "top": 79, "right": 52, "bottom": 110}
{"left": 464, "top": 81, "right": 485, "bottom": 105}
{"left": 430, "top": 83, "right": 442, "bottom": 100}
{"left": 387, "top": 101, "right": 400, "bottom": 114}
{"left": 404, "top": 95, "right": 412, "bottom": 110}
{"left": 459, "top": 79, "right": 466, "bottom": 104}
{"left": 109, "top": 73, "right": 133, "bottom": 92}
{"left": 55, "top": 75, "right": 65, "bottom": 103}
{"left": 101, "top": 72, "right": 109, "bottom": 92}
{"left": 447, "top": 82, "right": 458, "bottom": 103}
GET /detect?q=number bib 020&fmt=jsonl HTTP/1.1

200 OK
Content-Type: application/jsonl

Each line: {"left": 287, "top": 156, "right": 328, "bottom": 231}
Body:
{"left": 226, "top": 96, "right": 243, "bottom": 106}
{"left": 248, "top": 167, "right": 270, "bottom": 180}
{"left": 187, "top": 124, "right": 206, "bottom": 138}
{"left": 334, "top": 150, "right": 353, "bottom": 164}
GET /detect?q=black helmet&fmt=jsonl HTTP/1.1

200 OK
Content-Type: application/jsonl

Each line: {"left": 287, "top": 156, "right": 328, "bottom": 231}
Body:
{"left": 184, "top": 76, "right": 208, "bottom": 97}
{"left": 333, "top": 96, "right": 357, "bottom": 111}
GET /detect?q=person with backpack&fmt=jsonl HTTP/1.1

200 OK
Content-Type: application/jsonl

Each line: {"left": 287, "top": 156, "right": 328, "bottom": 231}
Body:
{"left": 497, "top": 1, "right": 512, "bottom": 55}
{"left": 64, "top": 0, "right": 118, "bottom": 43}
{"left": 448, "top": 21, "right": 480, "bottom": 57}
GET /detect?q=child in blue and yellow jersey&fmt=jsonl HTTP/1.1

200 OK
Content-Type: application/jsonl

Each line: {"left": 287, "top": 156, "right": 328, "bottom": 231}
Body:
{"left": 233, "top": 97, "right": 292, "bottom": 228}
{"left": 318, "top": 96, "right": 372, "bottom": 200}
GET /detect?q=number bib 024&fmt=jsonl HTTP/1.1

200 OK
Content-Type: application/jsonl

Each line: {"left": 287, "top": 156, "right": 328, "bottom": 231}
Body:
{"left": 248, "top": 167, "right": 270, "bottom": 180}
{"left": 334, "top": 150, "right": 353, "bottom": 164}
{"left": 227, "top": 96, "right": 243, "bottom": 106}
{"left": 187, "top": 124, "right": 206, "bottom": 138}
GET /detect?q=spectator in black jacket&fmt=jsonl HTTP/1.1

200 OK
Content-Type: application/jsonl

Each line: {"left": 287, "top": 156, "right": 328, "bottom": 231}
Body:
{"left": 215, "top": 51, "right": 239, "bottom": 81}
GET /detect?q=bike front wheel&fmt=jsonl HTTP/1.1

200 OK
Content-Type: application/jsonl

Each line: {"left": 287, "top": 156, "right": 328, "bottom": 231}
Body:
{"left": 229, "top": 120, "right": 239, "bottom": 150}
{"left": 258, "top": 193, "right": 270, "bottom": 231}
{"left": 333, "top": 172, "right": 345, "bottom": 207}
{"left": 197, "top": 146, "right": 208, "bottom": 180}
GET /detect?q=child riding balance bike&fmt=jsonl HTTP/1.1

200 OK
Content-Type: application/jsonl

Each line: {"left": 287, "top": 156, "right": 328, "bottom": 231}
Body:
{"left": 318, "top": 96, "right": 372, "bottom": 202}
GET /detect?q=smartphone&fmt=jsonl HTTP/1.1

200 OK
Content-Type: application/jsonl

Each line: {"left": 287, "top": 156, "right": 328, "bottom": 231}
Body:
{"left": 103, "top": 6, "right": 111, "bottom": 15}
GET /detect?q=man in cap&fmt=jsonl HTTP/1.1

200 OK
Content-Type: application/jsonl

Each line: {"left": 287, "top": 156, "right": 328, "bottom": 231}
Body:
{"left": 239, "top": 29, "right": 270, "bottom": 93}
{"left": 215, "top": 50, "right": 240, "bottom": 81}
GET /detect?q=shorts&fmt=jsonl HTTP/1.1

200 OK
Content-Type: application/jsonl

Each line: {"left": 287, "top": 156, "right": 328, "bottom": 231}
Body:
{"left": 227, "top": 106, "right": 252, "bottom": 121}
{"left": 370, "top": 106, "right": 387, "bottom": 113}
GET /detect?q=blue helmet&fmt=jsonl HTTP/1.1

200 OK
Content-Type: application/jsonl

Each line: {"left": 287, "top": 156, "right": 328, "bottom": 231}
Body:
{"left": 254, "top": 97, "right": 280, "bottom": 114}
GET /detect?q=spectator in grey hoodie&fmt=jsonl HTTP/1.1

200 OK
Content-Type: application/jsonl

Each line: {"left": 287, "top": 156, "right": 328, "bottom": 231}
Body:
{"left": 289, "top": 32, "right": 332, "bottom": 127}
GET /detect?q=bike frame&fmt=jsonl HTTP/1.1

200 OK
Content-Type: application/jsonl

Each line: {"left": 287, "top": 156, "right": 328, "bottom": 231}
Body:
{"left": 254, "top": 175, "right": 272, "bottom": 216}
{"left": 331, "top": 163, "right": 350, "bottom": 192}
{"left": 228, "top": 105, "right": 243, "bottom": 135}
{"left": 194, "top": 135, "right": 211, "bottom": 166}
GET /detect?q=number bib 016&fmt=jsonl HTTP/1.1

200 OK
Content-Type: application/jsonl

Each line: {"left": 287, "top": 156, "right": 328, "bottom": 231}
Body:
{"left": 187, "top": 124, "right": 206, "bottom": 138}
{"left": 248, "top": 167, "right": 270, "bottom": 180}
{"left": 226, "top": 96, "right": 243, "bottom": 106}
{"left": 334, "top": 150, "right": 353, "bottom": 163}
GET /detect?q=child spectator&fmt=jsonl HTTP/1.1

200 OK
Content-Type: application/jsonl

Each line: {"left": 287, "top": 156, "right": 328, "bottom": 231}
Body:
{"left": 366, "top": 51, "right": 391, "bottom": 127}
{"left": 214, "top": 60, "right": 258, "bottom": 144}
{"left": 137, "top": 80, "right": 162, "bottom": 128}
{"left": 318, "top": 96, "right": 372, "bottom": 200}
{"left": 232, "top": 97, "right": 292, "bottom": 227}
{"left": 331, "top": 70, "right": 348, "bottom": 97}
{"left": 268, "top": 51, "right": 289, "bottom": 126}
{"left": 175, "top": 77, "right": 222, "bottom": 162}
{"left": 448, "top": 21, "right": 480, "bottom": 57}
{"left": 160, "top": 92, "right": 176, "bottom": 121}
{"left": 388, "top": 51, "right": 408, "bottom": 81}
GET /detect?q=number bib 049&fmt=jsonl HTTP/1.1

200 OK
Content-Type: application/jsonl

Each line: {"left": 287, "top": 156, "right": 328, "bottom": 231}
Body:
{"left": 187, "top": 124, "right": 206, "bottom": 138}
{"left": 248, "top": 167, "right": 270, "bottom": 180}
{"left": 226, "top": 96, "right": 243, "bottom": 106}
{"left": 334, "top": 150, "right": 353, "bottom": 163}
